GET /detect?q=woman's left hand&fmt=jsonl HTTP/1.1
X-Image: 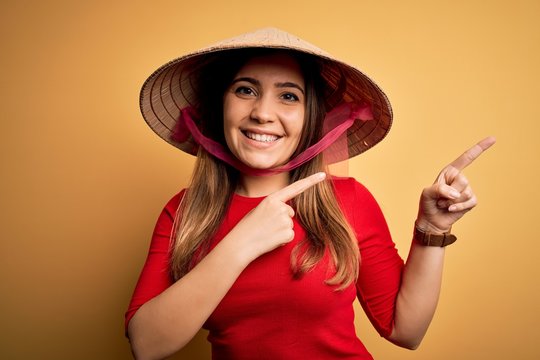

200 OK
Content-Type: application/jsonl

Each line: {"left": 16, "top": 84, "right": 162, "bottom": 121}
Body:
{"left": 416, "top": 136, "right": 496, "bottom": 233}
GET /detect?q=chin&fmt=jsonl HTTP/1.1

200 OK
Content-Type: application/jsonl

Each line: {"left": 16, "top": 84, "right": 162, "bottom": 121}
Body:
{"left": 240, "top": 156, "right": 287, "bottom": 171}
{"left": 243, "top": 161, "right": 279, "bottom": 170}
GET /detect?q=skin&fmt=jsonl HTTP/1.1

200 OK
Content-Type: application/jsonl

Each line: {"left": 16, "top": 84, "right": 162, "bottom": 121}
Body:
{"left": 128, "top": 53, "right": 496, "bottom": 358}
{"left": 223, "top": 53, "right": 306, "bottom": 197}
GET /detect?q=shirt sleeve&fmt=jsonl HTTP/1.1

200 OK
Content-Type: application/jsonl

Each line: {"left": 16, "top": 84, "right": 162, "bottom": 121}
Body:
{"left": 336, "top": 178, "right": 404, "bottom": 338}
{"left": 124, "top": 191, "right": 184, "bottom": 335}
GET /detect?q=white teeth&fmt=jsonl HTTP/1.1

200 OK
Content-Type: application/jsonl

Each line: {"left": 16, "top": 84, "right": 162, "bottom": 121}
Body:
{"left": 245, "top": 131, "right": 279, "bottom": 142}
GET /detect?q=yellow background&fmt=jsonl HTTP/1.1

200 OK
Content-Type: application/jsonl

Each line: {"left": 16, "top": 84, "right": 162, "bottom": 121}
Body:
{"left": 1, "top": 0, "right": 538, "bottom": 359}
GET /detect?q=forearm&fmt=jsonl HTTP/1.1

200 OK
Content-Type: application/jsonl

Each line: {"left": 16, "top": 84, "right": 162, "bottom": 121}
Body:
{"left": 388, "top": 240, "right": 445, "bottom": 349}
{"left": 128, "top": 237, "right": 250, "bottom": 360}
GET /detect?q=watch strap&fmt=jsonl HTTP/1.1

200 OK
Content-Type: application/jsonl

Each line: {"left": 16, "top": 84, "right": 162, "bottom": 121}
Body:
{"left": 414, "top": 226, "right": 457, "bottom": 247}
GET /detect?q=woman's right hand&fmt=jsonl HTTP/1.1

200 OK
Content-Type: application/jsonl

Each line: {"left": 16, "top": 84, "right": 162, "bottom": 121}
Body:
{"left": 226, "top": 172, "right": 326, "bottom": 263}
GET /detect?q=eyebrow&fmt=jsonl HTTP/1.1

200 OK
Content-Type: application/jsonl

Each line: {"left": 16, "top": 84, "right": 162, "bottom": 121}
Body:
{"left": 276, "top": 82, "right": 305, "bottom": 95}
{"left": 231, "top": 77, "right": 305, "bottom": 95}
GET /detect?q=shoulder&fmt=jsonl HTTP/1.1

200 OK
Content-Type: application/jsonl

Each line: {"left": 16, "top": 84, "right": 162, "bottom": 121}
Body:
{"left": 161, "top": 189, "right": 186, "bottom": 215}
{"left": 329, "top": 176, "right": 385, "bottom": 225}
{"left": 153, "top": 189, "right": 187, "bottom": 228}
{"left": 330, "top": 176, "right": 375, "bottom": 202}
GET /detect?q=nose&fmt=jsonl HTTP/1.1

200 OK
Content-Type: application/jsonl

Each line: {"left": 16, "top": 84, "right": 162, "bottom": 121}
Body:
{"left": 250, "top": 95, "right": 276, "bottom": 124}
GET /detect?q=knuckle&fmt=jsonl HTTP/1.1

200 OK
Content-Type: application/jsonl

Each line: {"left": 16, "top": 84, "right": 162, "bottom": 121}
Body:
{"left": 431, "top": 183, "right": 442, "bottom": 195}
{"left": 464, "top": 152, "right": 476, "bottom": 164}
{"left": 287, "top": 205, "right": 295, "bottom": 217}
{"left": 446, "top": 165, "right": 460, "bottom": 178}
{"left": 287, "top": 229, "right": 295, "bottom": 241}
{"left": 267, "top": 198, "right": 282, "bottom": 209}
{"left": 457, "top": 174, "right": 469, "bottom": 187}
{"left": 277, "top": 215, "right": 293, "bottom": 229}
{"left": 280, "top": 216, "right": 291, "bottom": 227}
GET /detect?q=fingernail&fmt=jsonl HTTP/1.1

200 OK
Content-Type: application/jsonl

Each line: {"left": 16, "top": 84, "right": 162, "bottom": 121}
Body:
{"left": 317, "top": 172, "right": 326, "bottom": 180}
{"left": 450, "top": 190, "right": 460, "bottom": 199}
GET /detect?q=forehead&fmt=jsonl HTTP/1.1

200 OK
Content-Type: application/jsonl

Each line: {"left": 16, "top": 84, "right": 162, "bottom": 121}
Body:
{"left": 234, "top": 53, "right": 304, "bottom": 84}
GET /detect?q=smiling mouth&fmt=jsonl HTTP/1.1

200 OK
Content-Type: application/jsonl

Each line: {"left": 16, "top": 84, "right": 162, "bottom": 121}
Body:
{"left": 242, "top": 130, "right": 281, "bottom": 143}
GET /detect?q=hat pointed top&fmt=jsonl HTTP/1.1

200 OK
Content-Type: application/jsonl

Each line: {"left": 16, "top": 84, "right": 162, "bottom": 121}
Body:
{"left": 203, "top": 27, "right": 330, "bottom": 58}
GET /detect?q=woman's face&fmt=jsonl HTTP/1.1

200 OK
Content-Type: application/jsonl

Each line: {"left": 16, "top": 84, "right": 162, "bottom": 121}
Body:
{"left": 223, "top": 53, "right": 305, "bottom": 170}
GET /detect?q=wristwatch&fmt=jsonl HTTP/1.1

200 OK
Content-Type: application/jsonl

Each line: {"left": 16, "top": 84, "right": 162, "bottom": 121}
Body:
{"left": 414, "top": 226, "right": 457, "bottom": 247}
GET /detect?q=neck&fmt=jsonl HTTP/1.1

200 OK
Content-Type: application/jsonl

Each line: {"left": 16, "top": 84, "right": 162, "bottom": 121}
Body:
{"left": 236, "top": 172, "right": 290, "bottom": 197}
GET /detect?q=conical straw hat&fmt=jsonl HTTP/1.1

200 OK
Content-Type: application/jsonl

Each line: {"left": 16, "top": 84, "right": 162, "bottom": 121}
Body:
{"left": 140, "top": 27, "right": 392, "bottom": 159}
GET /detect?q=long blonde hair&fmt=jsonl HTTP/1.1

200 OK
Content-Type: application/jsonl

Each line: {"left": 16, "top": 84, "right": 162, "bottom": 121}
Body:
{"left": 170, "top": 49, "right": 359, "bottom": 290}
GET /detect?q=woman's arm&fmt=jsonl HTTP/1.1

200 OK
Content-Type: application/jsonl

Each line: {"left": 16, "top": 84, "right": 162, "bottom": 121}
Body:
{"left": 387, "top": 137, "right": 495, "bottom": 349}
{"left": 128, "top": 234, "right": 251, "bottom": 360}
{"left": 387, "top": 242, "right": 444, "bottom": 349}
{"left": 128, "top": 173, "right": 326, "bottom": 360}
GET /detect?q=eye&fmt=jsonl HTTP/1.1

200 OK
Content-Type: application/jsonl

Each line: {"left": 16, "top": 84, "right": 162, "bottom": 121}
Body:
{"left": 235, "top": 86, "right": 256, "bottom": 96}
{"left": 281, "top": 92, "right": 300, "bottom": 102}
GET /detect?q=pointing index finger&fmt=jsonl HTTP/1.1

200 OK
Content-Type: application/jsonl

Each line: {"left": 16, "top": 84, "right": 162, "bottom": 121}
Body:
{"left": 449, "top": 136, "right": 496, "bottom": 171}
{"left": 273, "top": 172, "right": 326, "bottom": 202}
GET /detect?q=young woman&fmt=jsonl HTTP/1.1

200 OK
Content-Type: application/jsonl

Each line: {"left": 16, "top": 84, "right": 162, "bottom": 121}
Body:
{"left": 125, "top": 28, "right": 494, "bottom": 359}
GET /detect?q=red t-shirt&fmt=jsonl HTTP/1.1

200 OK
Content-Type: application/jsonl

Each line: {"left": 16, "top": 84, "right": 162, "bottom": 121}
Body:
{"left": 126, "top": 177, "right": 404, "bottom": 359}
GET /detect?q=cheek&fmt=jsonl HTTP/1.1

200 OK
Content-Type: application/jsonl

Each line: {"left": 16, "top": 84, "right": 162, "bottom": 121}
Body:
{"left": 284, "top": 109, "right": 305, "bottom": 140}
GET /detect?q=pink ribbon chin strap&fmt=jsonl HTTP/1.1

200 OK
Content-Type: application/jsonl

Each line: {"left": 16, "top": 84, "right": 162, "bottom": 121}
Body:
{"left": 172, "top": 102, "right": 373, "bottom": 176}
